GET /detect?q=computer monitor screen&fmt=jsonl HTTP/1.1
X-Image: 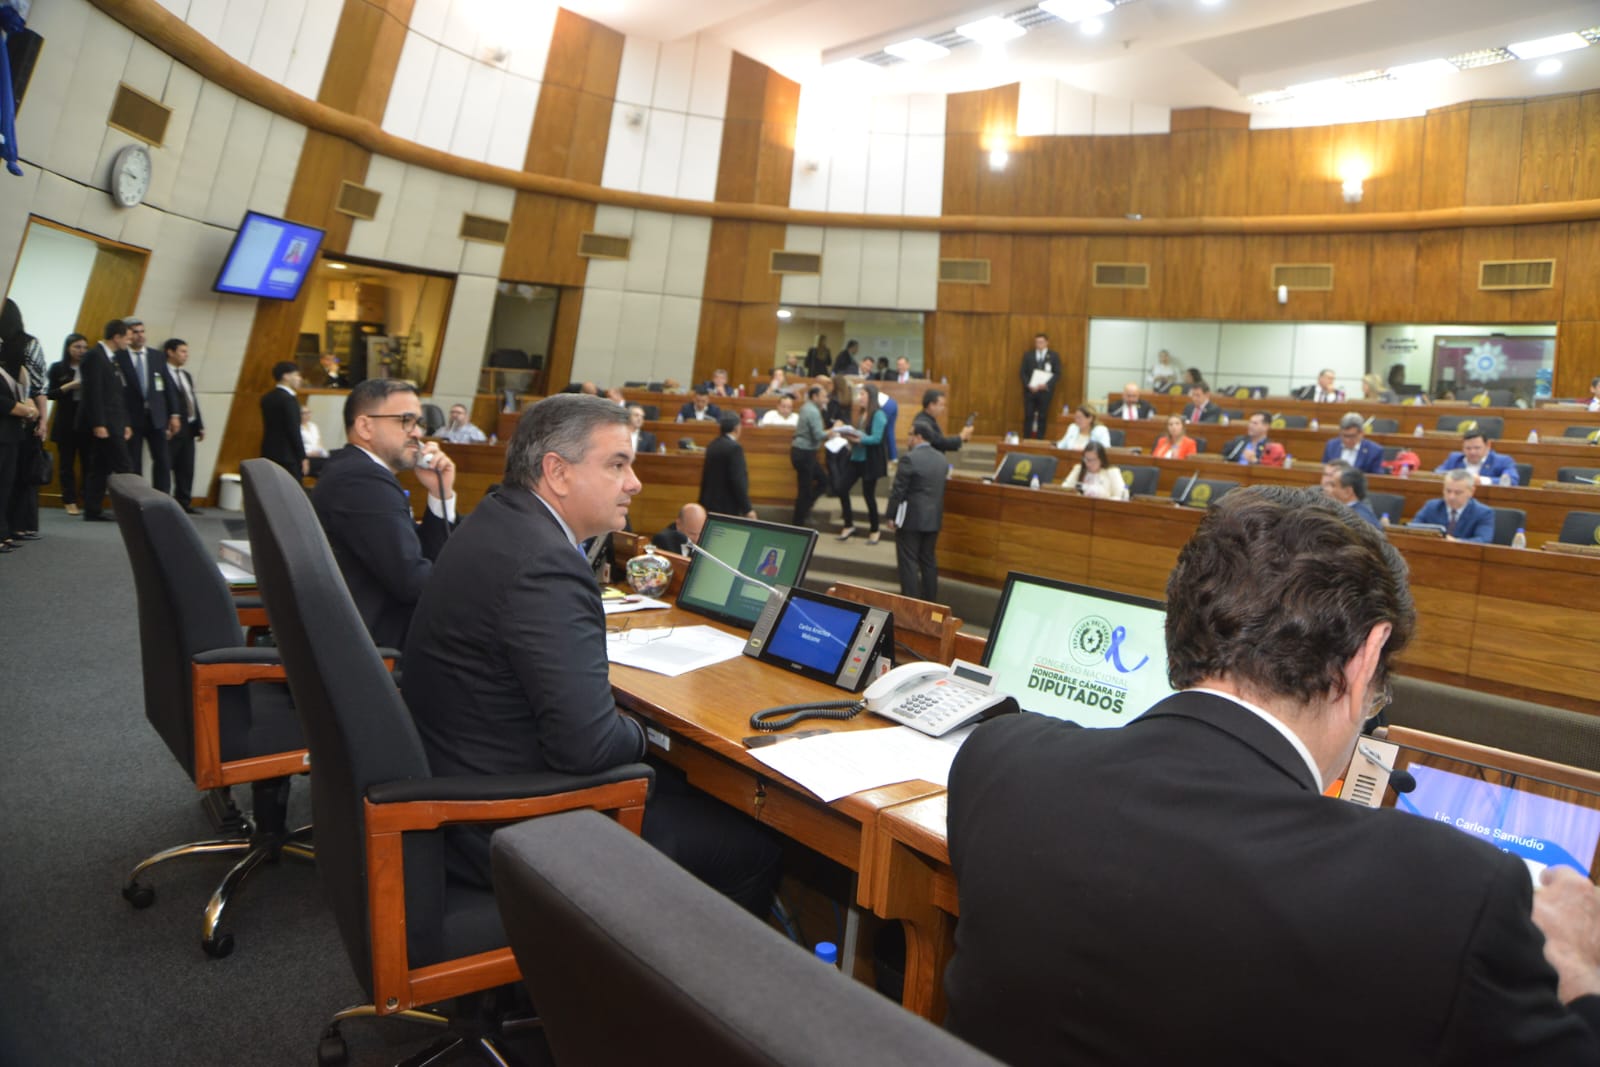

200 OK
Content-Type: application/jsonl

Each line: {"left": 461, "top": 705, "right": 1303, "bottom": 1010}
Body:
{"left": 675, "top": 515, "right": 818, "bottom": 629}
{"left": 982, "top": 573, "right": 1173, "bottom": 727}
{"left": 213, "top": 211, "right": 326, "bottom": 301}
{"left": 1383, "top": 739, "right": 1600, "bottom": 883}
{"left": 994, "top": 452, "right": 1056, "bottom": 487}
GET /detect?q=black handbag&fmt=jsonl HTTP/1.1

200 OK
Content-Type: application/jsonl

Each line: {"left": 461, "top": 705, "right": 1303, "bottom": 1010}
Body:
{"left": 28, "top": 441, "right": 53, "bottom": 486}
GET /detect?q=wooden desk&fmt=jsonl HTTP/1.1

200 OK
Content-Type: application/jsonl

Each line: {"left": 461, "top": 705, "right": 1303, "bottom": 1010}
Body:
{"left": 605, "top": 603, "right": 947, "bottom": 1004}
{"left": 871, "top": 794, "right": 957, "bottom": 1022}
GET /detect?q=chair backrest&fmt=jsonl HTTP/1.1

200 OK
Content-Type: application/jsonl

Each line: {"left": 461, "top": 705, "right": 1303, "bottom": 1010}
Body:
{"left": 1559, "top": 510, "right": 1600, "bottom": 546}
{"left": 1563, "top": 426, "right": 1600, "bottom": 440}
{"left": 1270, "top": 413, "right": 1308, "bottom": 429}
{"left": 1220, "top": 408, "right": 1245, "bottom": 420}
{"left": 1170, "top": 476, "right": 1237, "bottom": 508}
{"left": 1488, "top": 506, "right": 1524, "bottom": 546}
{"left": 641, "top": 404, "right": 660, "bottom": 421}
{"left": 109, "top": 474, "right": 247, "bottom": 777}
{"left": 1105, "top": 428, "right": 1125, "bottom": 447}
{"left": 490, "top": 810, "right": 1004, "bottom": 1067}
{"left": 1121, "top": 465, "right": 1160, "bottom": 496}
{"left": 824, "top": 581, "right": 960, "bottom": 664}
{"left": 488, "top": 349, "right": 531, "bottom": 369}
{"left": 240, "top": 459, "right": 442, "bottom": 988}
{"left": 1513, "top": 462, "right": 1532, "bottom": 487}
{"left": 1435, "top": 414, "right": 1504, "bottom": 439}
{"left": 1365, "top": 492, "right": 1404, "bottom": 524}
{"left": 1225, "top": 384, "right": 1267, "bottom": 399}
{"left": 622, "top": 380, "right": 647, "bottom": 388}
{"left": 1380, "top": 445, "right": 1401, "bottom": 462}
{"left": 1367, "top": 417, "right": 1399, "bottom": 434}
{"left": 1557, "top": 467, "right": 1600, "bottom": 485}
{"left": 420, "top": 402, "right": 446, "bottom": 434}
{"left": 1189, "top": 436, "right": 1207, "bottom": 453}
{"left": 1388, "top": 676, "right": 1600, "bottom": 773}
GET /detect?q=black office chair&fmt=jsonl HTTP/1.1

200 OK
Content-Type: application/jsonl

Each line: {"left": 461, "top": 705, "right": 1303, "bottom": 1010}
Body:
{"left": 622, "top": 380, "right": 647, "bottom": 388}
{"left": 108, "top": 475, "right": 311, "bottom": 958}
{"left": 1171, "top": 476, "right": 1237, "bottom": 509}
{"left": 1190, "top": 436, "right": 1208, "bottom": 453}
{"left": 1270, "top": 414, "right": 1308, "bottom": 429}
{"left": 1221, "top": 409, "right": 1245, "bottom": 421}
{"left": 1558, "top": 467, "right": 1600, "bottom": 486}
{"left": 240, "top": 459, "right": 653, "bottom": 1066}
{"left": 1563, "top": 426, "right": 1600, "bottom": 441}
{"left": 1558, "top": 511, "right": 1600, "bottom": 547}
{"left": 1106, "top": 428, "right": 1125, "bottom": 447}
{"left": 490, "top": 810, "right": 1004, "bottom": 1067}
{"left": 646, "top": 381, "right": 664, "bottom": 391}
{"left": 1365, "top": 492, "right": 1404, "bottom": 524}
{"left": 1366, "top": 417, "right": 1399, "bottom": 434}
{"left": 641, "top": 403, "right": 660, "bottom": 421}
{"left": 417, "top": 402, "right": 446, "bottom": 436}
{"left": 1225, "top": 385, "right": 1268, "bottom": 399}
{"left": 1514, "top": 462, "right": 1532, "bottom": 487}
{"left": 1488, "top": 506, "right": 1525, "bottom": 547}
{"left": 1436, "top": 414, "right": 1504, "bottom": 440}
{"left": 1121, "top": 465, "right": 1160, "bottom": 497}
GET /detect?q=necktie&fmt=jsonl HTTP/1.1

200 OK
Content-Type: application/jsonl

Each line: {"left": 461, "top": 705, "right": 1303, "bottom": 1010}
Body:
{"left": 1447, "top": 510, "right": 1458, "bottom": 535}
{"left": 133, "top": 350, "right": 146, "bottom": 397}
{"left": 178, "top": 370, "right": 193, "bottom": 420}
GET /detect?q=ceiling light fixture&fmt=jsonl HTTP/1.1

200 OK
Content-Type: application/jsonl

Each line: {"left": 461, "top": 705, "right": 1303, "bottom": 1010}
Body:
{"left": 1079, "top": 17, "right": 1105, "bottom": 35}
{"left": 1386, "top": 58, "right": 1458, "bottom": 81}
{"left": 1507, "top": 33, "right": 1588, "bottom": 60}
{"left": 956, "top": 16, "right": 1026, "bottom": 44}
{"left": 883, "top": 38, "right": 950, "bottom": 63}
{"left": 1038, "top": 0, "right": 1113, "bottom": 24}
{"left": 1199, "top": 0, "right": 1224, "bottom": 6}
{"left": 1536, "top": 58, "right": 1564, "bottom": 75}
{"left": 776, "top": 308, "right": 793, "bottom": 320}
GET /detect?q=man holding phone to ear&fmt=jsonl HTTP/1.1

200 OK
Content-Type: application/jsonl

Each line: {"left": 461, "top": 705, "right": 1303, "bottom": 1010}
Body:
{"left": 312, "top": 378, "right": 457, "bottom": 652}
{"left": 911, "top": 388, "right": 973, "bottom": 454}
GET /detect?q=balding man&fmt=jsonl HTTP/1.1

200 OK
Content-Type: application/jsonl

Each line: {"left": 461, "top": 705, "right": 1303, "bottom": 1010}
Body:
{"left": 1109, "top": 383, "right": 1155, "bottom": 421}
{"left": 652, "top": 503, "right": 706, "bottom": 555}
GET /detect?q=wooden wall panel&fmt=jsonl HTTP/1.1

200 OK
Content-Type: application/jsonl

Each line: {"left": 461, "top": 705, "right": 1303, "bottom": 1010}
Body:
{"left": 1455, "top": 226, "right": 1516, "bottom": 322}
{"left": 1167, "top": 130, "right": 1207, "bottom": 219}
{"left": 1202, "top": 129, "right": 1251, "bottom": 217}
{"left": 1518, "top": 94, "right": 1581, "bottom": 204}
{"left": 1200, "top": 236, "right": 1247, "bottom": 320}
{"left": 1412, "top": 229, "right": 1463, "bottom": 321}
{"left": 738, "top": 223, "right": 786, "bottom": 304}
{"left": 74, "top": 246, "right": 147, "bottom": 342}
{"left": 1160, "top": 236, "right": 1205, "bottom": 320}
{"left": 937, "top": 233, "right": 975, "bottom": 313}
{"left": 932, "top": 313, "right": 1011, "bottom": 436}
{"left": 1366, "top": 232, "right": 1419, "bottom": 322}
{"left": 1564, "top": 221, "right": 1600, "bottom": 322}
{"left": 1009, "top": 237, "right": 1051, "bottom": 315}
{"left": 1329, "top": 120, "right": 1377, "bottom": 215}
{"left": 1324, "top": 233, "right": 1374, "bottom": 321}
{"left": 316, "top": 0, "right": 415, "bottom": 123}
{"left": 1578, "top": 93, "right": 1600, "bottom": 201}
{"left": 1285, "top": 125, "right": 1334, "bottom": 215}
{"left": 1091, "top": 135, "right": 1134, "bottom": 219}
{"left": 1555, "top": 321, "right": 1600, "bottom": 398}
{"left": 1245, "top": 128, "right": 1295, "bottom": 216}
{"left": 545, "top": 286, "right": 584, "bottom": 394}
{"left": 1464, "top": 103, "right": 1525, "bottom": 207}
{"left": 1373, "top": 116, "right": 1424, "bottom": 214}
{"left": 1420, "top": 106, "right": 1470, "bottom": 210}
{"left": 1046, "top": 235, "right": 1090, "bottom": 316}
{"left": 1508, "top": 222, "right": 1569, "bottom": 323}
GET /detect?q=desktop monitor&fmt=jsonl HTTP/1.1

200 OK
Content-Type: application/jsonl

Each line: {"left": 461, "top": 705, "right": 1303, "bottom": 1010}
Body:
{"left": 993, "top": 452, "right": 1057, "bottom": 487}
{"left": 213, "top": 211, "right": 326, "bottom": 301}
{"left": 1384, "top": 735, "right": 1600, "bottom": 883}
{"left": 675, "top": 515, "right": 818, "bottom": 630}
{"left": 982, "top": 573, "right": 1173, "bottom": 728}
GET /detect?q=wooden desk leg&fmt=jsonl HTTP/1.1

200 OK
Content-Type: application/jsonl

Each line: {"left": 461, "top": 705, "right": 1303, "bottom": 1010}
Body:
{"left": 869, "top": 832, "right": 956, "bottom": 1022}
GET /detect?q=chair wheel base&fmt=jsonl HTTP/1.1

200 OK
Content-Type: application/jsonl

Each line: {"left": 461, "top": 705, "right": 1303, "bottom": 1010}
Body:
{"left": 202, "top": 932, "right": 235, "bottom": 958}
{"left": 317, "top": 1028, "right": 348, "bottom": 1066}
{"left": 122, "top": 882, "right": 155, "bottom": 909}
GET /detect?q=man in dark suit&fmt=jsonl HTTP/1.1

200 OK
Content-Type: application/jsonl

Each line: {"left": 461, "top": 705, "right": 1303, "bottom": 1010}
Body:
{"left": 883, "top": 356, "right": 922, "bottom": 383}
{"left": 1220, "top": 411, "right": 1278, "bottom": 465}
{"left": 1182, "top": 382, "right": 1222, "bottom": 423}
{"left": 259, "top": 361, "right": 306, "bottom": 478}
{"left": 311, "top": 379, "right": 457, "bottom": 651}
{"left": 945, "top": 486, "right": 1600, "bottom": 1067}
{"left": 1436, "top": 430, "right": 1520, "bottom": 486}
{"left": 1320, "top": 411, "right": 1385, "bottom": 474}
{"left": 114, "top": 318, "right": 179, "bottom": 492}
{"left": 1108, "top": 382, "right": 1156, "bottom": 421}
{"left": 911, "top": 388, "right": 971, "bottom": 454}
{"left": 884, "top": 426, "right": 946, "bottom": 601}
{"left": 1325, "top": 464, "right": 1381, "bottom": 527}
{"left": 675, "top": 389, "right": 721, "bottom": 423}
{"left": 1018, "top": 333, "right": 1060, "bottom": 439}
{"left": 400, "top": 394, "right": 779, "bottom": 910}
{"left": 1410, "top": 469, "right": 1495, "bottom": 543}
{"left": 162, "top": 338, "right": 204, "bottom": 513}
{"left": 626, "top": 405, "right": 657, "bottom": 455}
{"left": 77, "top": 319, "right": 133, "bottom": 522}
{"left": 651, "top": 502, "right": 706, "bottom": 554}
{"left": 699, "top": 413, "right": 755, "bottom": 518}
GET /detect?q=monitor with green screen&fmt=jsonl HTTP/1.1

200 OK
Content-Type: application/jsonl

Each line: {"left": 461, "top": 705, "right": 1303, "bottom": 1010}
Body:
{"left": 674, "top": 515, "right": 819, "bottom": 629}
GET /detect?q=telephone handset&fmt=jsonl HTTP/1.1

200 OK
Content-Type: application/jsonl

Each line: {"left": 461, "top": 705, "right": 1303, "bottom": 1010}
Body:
{"left": 863, "top": 659, "right": 1008, "bottom": 737}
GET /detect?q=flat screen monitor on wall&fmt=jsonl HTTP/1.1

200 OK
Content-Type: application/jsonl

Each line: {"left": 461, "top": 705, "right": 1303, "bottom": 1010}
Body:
{"left": 213, "top": 211, "right": 326, "bottom": 301}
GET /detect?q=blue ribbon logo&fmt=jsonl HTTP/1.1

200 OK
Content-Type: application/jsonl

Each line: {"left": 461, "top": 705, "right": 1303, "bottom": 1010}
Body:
{"left": 1104, "top": 626, "right": 1149, "bottom": 673}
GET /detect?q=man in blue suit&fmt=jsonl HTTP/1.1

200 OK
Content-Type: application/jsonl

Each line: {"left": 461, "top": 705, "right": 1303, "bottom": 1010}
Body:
{"left": 1435, "top": 430, "right": 1519, "bottom": 485}
{"left": 1319, "top": 413, "right": 1385, "bottom": 474}
{"left": 1410, "top": 470, "right": 1495, "bottom": 543}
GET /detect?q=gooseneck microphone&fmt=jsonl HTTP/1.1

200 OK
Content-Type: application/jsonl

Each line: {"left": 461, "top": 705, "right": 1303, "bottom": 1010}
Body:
{"left": 683, "top": 540, "right": 782, "bottom": 599}
{"left": 1358, "top": 742, "right": 1416, "bottom": 795}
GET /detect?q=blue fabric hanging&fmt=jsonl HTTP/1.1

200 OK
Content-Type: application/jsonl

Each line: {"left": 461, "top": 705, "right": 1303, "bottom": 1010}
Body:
{"left": 0, "top": 3, "right": 24, "bottom": 176}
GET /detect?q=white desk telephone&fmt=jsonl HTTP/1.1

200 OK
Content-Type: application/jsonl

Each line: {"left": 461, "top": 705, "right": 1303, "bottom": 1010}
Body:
{"left": 863, "top": 659, "right": 1008, "bottom": 737}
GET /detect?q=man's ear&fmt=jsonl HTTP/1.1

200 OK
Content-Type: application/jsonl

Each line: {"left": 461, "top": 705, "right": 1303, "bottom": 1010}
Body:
{"left": 1341, "top": 621, "right": 1394, "bottom": 725}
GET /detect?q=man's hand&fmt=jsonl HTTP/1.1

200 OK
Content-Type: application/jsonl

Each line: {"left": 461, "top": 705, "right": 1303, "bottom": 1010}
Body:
{"left": 196, "top": 430, "right": 204, "bottom": 442}
{"left": 883, "top": 519, "right": 896, "bottom": 532}
{"left": 301, "top": 458, "right": 310, "bottom": 476}
{"left": 414, "top": 443, "right": 456, "bottom": 500}
{"left": 1534, "top": 867, "right": 1600, "bottom": 1003}
{"left": 167, "top": 414, "right": 181, "bottom": 439}
{"left": 123, "top": 426, "right": 133, "bottom": 441}
{"left": 94, "top": 425, "right": 109, "bottom": 439}
{"left": 959, "top": 425, "right": 974, "bottom": 442}
{"left": 744, "top": 510, "right": 757, "bottom": 520}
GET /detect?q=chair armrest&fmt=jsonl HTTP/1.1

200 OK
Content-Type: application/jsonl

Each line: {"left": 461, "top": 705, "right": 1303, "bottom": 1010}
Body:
{"left": 369, "top": 764, "right": 653, "bottom": 806}
{"left": 194, "top": 646, "right": 284, "bottom": 667}
{"left": 364, "top": 765, "right": 654, "bottom": 835}
{"left": 189, "top": 651, "right": 298, "bottom": 790}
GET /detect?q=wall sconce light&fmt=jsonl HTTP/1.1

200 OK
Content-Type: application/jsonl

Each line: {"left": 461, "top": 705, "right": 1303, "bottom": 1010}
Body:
{"left": 1339, "top": 160, "right": 1367, "bottom": 204}
{"left": 1341, "top": 177, "right": 1363, "bottom": 204}
{"left": 988, "top": 148, "right": 1009, "bottom": 171}
{"left": 1277, "top": 284, "right": 1289, "bottom": 305}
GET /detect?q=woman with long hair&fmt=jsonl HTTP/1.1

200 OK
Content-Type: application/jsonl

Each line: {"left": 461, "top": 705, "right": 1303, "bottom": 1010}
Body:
{"left": 0, "top": 299, "right": 47, "bottom": 549}
{"left": 833, "top": 382, "right": 888, "bottom": 543}
{"left": 1153, "top": 414, "right": 1197, "bottom": 460}
{"left": 1055, "top": 405, "right": 1112, "bottom": 451}
{"left": 1061, "top": 441, "right": 1129, "bottom": 501}
{"left": 47, "top": 333, "right": 90, "bottom": 515}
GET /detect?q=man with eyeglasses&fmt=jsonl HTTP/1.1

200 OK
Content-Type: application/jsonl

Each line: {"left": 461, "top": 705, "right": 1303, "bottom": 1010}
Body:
{"left": 311, "top": 378, "right": 457, "bottom": 652}
{"left": 944, "top": 485, "right": 1600, "bottom": 1066}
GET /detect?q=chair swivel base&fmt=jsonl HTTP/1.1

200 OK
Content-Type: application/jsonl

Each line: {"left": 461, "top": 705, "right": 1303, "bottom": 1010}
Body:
{"left": 317, "top": 999, "right": 541, "bottom": 1067}
{"left": 120, "top": 824, "right": 314, "bottom": 957}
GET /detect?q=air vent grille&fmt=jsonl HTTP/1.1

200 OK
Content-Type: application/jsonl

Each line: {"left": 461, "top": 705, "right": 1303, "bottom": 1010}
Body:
{"left": 1093, "top": 262, "right": 1149, "bottom": 288}
{"left": 335, "top": 181, "right": 382, "bottom": 220}
{"left": 1272, "top": 263, "right": 1334, "bottom": 291}
{"left": 938, "top": 258, "right": 991, "bottom": 285}
{"left": 1479, "top": 259, "right": 1555, "bottom": 290}
{"left": 770, "top": 250, "right": 822, "bottom": 274}
{"left": 579, "top": 233, "right": 632, "bottom": 259}
{"left": 107, "top": 83, "right": 171, "bottom": 146}
{"left": 460, "top": 214, "right": 510, "bottom": 244}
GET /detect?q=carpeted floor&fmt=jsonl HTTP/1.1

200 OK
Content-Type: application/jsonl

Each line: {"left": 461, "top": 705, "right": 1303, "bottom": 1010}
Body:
{"left": 0, "top": 506, "right": 548, "bottom": 1066}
